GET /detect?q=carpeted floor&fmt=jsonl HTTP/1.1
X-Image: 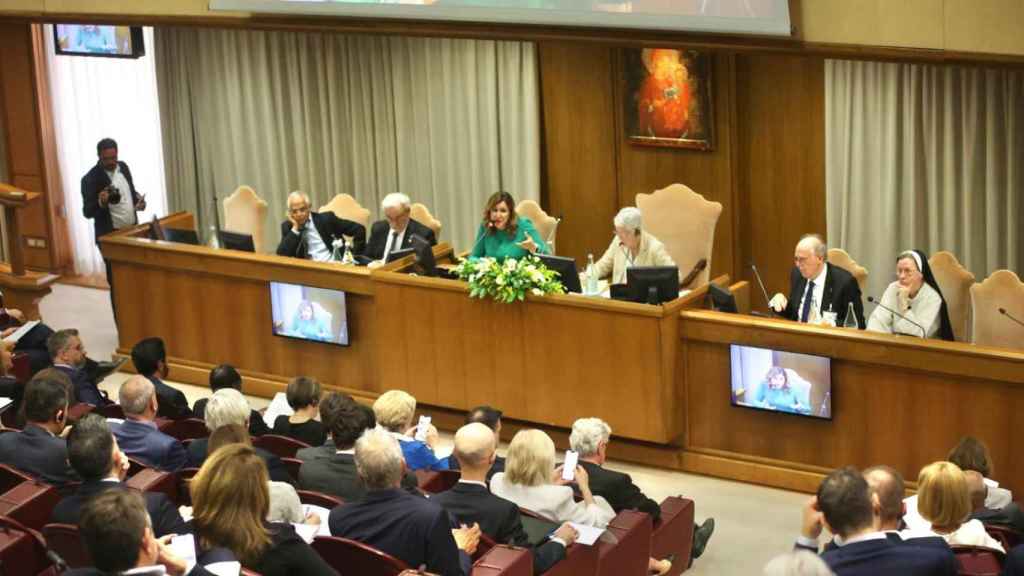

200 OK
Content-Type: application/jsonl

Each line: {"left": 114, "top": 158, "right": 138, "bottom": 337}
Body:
{"left": 41, "top": 282, "right": 812, "bottom": 575}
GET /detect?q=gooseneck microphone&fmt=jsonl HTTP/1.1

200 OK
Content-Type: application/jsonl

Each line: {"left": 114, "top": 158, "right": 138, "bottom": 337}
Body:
{"left": 867, "top": 296, "right": 926, "bottom": 338}
{"left": 999, "top": 308, "right": 1024, "bottom": 329}
{"left": 468, "top": 220, "right": 494, "bottom": 256}
{"left": 749, "top": 263, "right": 776, "bottom": 315}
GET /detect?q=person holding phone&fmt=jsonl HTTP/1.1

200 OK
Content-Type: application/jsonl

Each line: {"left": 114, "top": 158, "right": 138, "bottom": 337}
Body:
{"left": 82, "top": 138, "right": 147, "bottom": 320}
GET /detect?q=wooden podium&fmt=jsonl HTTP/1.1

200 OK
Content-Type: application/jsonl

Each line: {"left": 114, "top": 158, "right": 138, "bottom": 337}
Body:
{"left": 0, "top": 183, "right": 58, "bottom": 319}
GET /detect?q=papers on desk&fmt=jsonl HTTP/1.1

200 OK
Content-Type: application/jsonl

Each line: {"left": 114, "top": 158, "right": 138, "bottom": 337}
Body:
{"left": 0, "top": 397, "right": 12, "bottom": 414}
{"left": 169, "top": 534, "right": 197, "bottom": 572}
{"left": 262, "top": 392, "right": 293, "bottom": 429}
{"left": 2, "top": 320, "right": 38, "bottom": 344}
{"left": 568, "top": 523, "right": 606, "bottom": 546}
{"left": 293, "top": 504, "right": 332, "bottom": 543}
{"left": 205, "top": 562, "right": 241, "bottom": 576}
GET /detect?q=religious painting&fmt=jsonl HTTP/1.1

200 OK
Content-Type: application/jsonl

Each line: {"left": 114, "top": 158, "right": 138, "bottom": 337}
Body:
{"left": 623, "top": 48, "right": 713, "bottom": 150}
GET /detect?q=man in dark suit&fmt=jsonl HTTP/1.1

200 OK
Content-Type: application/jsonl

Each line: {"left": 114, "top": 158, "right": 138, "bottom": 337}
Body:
{"left": 966, "top": 470, "right": 1024, "bottom": 533}
{"left": 570, "top": 417, "right": 715, "bottom": 564}
{"left": 187, "top": 388, "right": 292, "bottom": 484}
{"left": 803, "top": 467, "right": 956, "bottom": 576}
{"left": 447, "top": 405, "right": 506, "bottom": 479}
{"left": 193, "top": 364, "right": 270, "bottom": 437}
{"left": 110, "top": 376, "right": 187, "bottom": 472}
{"left": 131, "top": 337, "right": 192, "bottom": 420}
{"left": 51, "top": 414, "right": 187, "bottom": 536}
{"left": 1006, "top": 545, "right": 1024, "bottom": 576}
{"left": 48, "top": 329, "right": 114, "bottom": 407}
{"left": 68, "top": 489, "right": 232, "bottom": 576}
{"left": 364, "top": 193, "right": 437, "bottom": 262}
{"left": 276, "top": 191, "right": 366, "bottom": 261}
{"left": 433, "top": 423, "right": 575, "bottom": 574}
{"left": 769, "top": 234, "right": 865, "bottom": 328}
{"left": 81, "top": 138, "right": 146, "bottom": 319}
{"left": 329, "top": 428, "right": 480, "bottom": 576}
{"left": 0, "top": 370, "right": 78, "bottom": 486}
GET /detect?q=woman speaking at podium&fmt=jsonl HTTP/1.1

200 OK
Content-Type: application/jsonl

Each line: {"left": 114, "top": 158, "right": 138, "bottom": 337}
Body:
{"left": 469, "top": 191, "right": 549, "bottom": 260}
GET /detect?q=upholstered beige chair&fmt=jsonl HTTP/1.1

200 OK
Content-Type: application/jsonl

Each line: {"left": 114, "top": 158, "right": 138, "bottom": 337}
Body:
{"left": 410, "top": 202, "right": 442, "bottom": 238}
{"left": 515, "top": 199, "right": 558, "bottom": 253}
{"left": 826, "top": 248, "right": 868, "bottom": 294}
{"left": 929, "top": 251, "right": 975, "bottom": 342}
{"left": 319, "top": 193, "right": 371, "bottom": 230}
{"left": 970, "top": 270, "right": 1024, "bottom": 349}
{"left": 223, "top": 185, "right": 268, "bottom": 253}
{"left": 635, "top": 184, "right": 722, "bottom": 287}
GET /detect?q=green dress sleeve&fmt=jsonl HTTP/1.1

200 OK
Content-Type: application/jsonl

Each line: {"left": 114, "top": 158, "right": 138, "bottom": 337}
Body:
{"left": 518, "top": 217, "right": 550, "bottom": 256}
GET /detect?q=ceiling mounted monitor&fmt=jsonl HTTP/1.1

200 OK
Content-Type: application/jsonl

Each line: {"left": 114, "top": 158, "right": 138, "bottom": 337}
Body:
{"left": 210, "top": 0, "right": 793, "bottom": 36}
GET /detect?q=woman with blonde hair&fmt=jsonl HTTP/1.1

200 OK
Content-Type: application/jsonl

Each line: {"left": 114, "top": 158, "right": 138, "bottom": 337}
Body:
{"left": 191, "top": 443, "right": 337, "bottom": 575}
{"left": 913, "top": 461, "right": 1003, "bottom": 552}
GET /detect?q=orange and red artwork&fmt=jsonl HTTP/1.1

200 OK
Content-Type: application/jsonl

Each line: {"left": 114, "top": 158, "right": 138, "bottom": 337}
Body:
{"left": 624, "top": 48, "right": 712, "bottom": 150}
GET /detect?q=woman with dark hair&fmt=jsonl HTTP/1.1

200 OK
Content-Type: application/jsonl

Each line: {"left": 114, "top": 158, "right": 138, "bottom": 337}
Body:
{"left": 755, "top": 366, "right": 807, "bottom": 414}
{"left": 867, "top": 249, "right": 955, "bottom": 340}
{"left": 469, "top": 191, "right": 549, "bottom": 260}
{"left": 947, "top": 436, "right": 1013, "bottom": 509}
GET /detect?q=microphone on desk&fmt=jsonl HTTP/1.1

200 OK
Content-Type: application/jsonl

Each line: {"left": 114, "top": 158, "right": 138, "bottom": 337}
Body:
{"left": 867, "top": 296, "right": 926, "bottom": 338}
{"left": 468, "top": 220, "right": 494, "bottom": 256}
{"left": 749, "top": 263, "right": 776, "bottom": 315}
{"left": 999, "top": 307, "right": 1024, "bottom": 329}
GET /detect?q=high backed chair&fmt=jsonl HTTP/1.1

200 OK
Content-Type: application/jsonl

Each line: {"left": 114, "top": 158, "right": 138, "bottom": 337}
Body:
{"left": 636, "top": 184, "right": 722, "bottom": 288}
{"left": 320, "top": 193, "right": 371, "bottom": 230}
{"left": 410, "top": 203, "right": 442, "bottom": 239}
{"left": 929, "top": 251, "right": 976, "bottom": 342}
{"left": 826, "top": 248, "right": 868, "bottom": 294}
{"left": 515, "top": 200, "right": 558, "bottom": 254}
{"left": 970, "top": 270, "right": 1024, "bottom": 349}
{"left": 311, "top": 535, "right": 410, "bottom": 576}
{"left": 223, "top": 186, "right": 269, "bottom": 253}
{"left": 252, "top": 434, "right": 311, "bottom": 459}
{"left": 0, "top": 481, "right": 60, "bottom": 530}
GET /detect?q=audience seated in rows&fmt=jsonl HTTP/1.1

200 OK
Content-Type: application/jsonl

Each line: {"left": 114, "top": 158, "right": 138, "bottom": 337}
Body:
{"left": 208, "top": 423, "right": 316, "bottom": 525}
{"left": 68, "top": 489, "right": 234, "bottom": 576}
{"left": 906, "top": 461, "right": 1004, "bottom": 551}
{"left": 0, "top": 369, "right": 79, "bottom": 486}
{"left": 111, "top": 375, "right": 187, "bottom": 472}
{"left": 433, "top": 422, "right": 575, "bottom": 574}
{"left": 193, "top": 364, "right": 270, "bottom": 437}
{"left": 328, "top": 427, "right": 480, "bottom": 576}
{"left": 190, "top": 443, "right": 338, "bottom": 575}
{"left": 49, "top": 329, "right": 113, "bottom": 408}
{"left": 52, "top": 413, "right": 188, "bottom": 536}
{"left": 187, "top": 388, "right": 292, "bottom": 484}
{"left": 801, "top": 466, "right": 956, "bottom": 576}
{"left": 132, "top": 337, "right": 192, "bottom": 420}
{"left": 272, "top": 376, "right": 326, "bottom": 447}
{"left": 446, "top": 405, "right": 506, "bottom": 480}
{"left": 373, "top": 389, "right": 449, "bottom": 471}
{"left": 571, "top": 417, "right": 716, "bottom": 563}
{"left": 1007, "top": 545, "right": 1024, "bottom": 576}
{"left": 966, "top": 469, "right": 1024, "bottom": 533}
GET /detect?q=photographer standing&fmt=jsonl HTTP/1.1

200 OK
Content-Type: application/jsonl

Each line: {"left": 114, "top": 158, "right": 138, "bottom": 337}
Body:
{"left": 81, "top": 138, "right": 146, "bottom": 321}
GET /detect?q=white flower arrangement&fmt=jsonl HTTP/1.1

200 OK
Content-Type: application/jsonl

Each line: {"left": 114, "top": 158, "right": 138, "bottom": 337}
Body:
{"left": 455, "top": 255, "right": 565, "bottom": 304}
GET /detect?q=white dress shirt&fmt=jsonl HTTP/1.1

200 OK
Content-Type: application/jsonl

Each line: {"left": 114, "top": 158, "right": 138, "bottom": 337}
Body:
{"left": 291, "top": 219, "right": 333, "bottom": 262}
{"left": 382, "top": 227, "right": 407, "bottom": 261}
{"left": 797, "top": 263, "right": 829, "bottom": 323}
{"left": 106, "top": 165, "right": 137, "bottom": 230}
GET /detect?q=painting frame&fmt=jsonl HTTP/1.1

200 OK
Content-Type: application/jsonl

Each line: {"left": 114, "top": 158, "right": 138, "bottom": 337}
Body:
{"left": 622, "top": 48, "right": 714, "bottom": 151}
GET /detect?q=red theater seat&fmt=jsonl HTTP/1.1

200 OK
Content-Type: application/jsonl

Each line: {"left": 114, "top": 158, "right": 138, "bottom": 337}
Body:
{"left": 176, "top": 467, "right": 201, "bottom": 506}
{"left": 651, "top": 496, "right": 695, "bottom": 575}
{"left": 297, "top": 489, "right": 344, "bottom": 508}
{"left": 471, "top": 544, "right": 532, "bottom": 576}
{"left": 95, "top": 403, "right": 126, "bottom": 420}
{"left": 984, "top": 523, "right": 1023, "bottom": 551}
{"left": 0, "top": 516, "right": 53, "bottom": 576}
{"left": 158, "top": 418, "right": 209, "bottom": 442}
{"left": 952, "top": 545, "right": 1004, "bottom": 576}
{"left": 311, "top": 535, "right": 410, "bottom": 576}
{"left": 597, "top": 510, "right": 652, "bottom": 576}
{"left": 0, "top": 480, "right": 60, "bottom": 531}
{"left": 42, "top": 523, "right": 92, "bottom": 569}
{"left": 126, "top": 468, "right": 178, "bottom": 503}
{"left": 0, "top": 463, "right": 35, "bottom": 494}
{"left": 416, "top": 469, "right": 460, "bottom": 494}
{"left": 253, "top": 434, "right": 310, "bottom": 458}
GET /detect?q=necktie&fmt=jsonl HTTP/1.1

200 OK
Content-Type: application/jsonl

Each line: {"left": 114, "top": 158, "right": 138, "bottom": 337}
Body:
{"left": 297, "top": 223, "right": 309, "bottom": 259}
{"left": 385, "top": 231, "right": 399, "bottom": 260}
{"left": 800, "top": 280, "right": 815, "bottom": 323}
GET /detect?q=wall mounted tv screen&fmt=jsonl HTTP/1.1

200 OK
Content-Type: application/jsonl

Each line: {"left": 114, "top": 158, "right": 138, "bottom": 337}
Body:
{"left": 730, "top": 344, "right": 832, "bottom": 420}
{"left": 53, "top": 25, "right": 145, "bottom": 58}
{"left": 270, "top": 281, "right": 350, "bottom": 346}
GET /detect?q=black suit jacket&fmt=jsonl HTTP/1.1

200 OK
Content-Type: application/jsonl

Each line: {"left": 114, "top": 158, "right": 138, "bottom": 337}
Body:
{"left": 65, "top": 548, "right": 236, "bottom": 576}
{"left": 433, "top": 482, "right": 566, "bottom": 574}
{"left": 364, "top": 219, "right": 437, "bottom": 261}
{"left": 801, "top": 531, "right": 950, "bottom": 554}
{"left": 81, "top": 161, "right": 142, "bottom": 244}
{"left": 252, "top": 522, "right": 338, "bottom": 576}
{"left": 192, "top": 399, "right": 271, "bottom": 437}
{"left": 148, "top": 376, "right": 193, "bottom": 421}
{"left": 329, "top": 487, "right": 471, "bottom": 576}
{"left": 276, "top": 212, "right": 366, "bottom": 259}
{"left": 50, "top": 480, "right": 188, "bottom": 537}
{"left": 54, "top": 365, "right": 110, "bottom": 407}
{"left": 0, "top": 424, "right": 79, "bottom": 487}
{"left": 782, "top": 264, "right": 866, "bottom": 329}
{"left": 1006, "top": 544, "right": 1024, "bottom": 576}
{"left": 186, "top": 438, "right": 292, "bottom": 485}
{"left": 447, "top": 454, "right": 505, "bottom": 481}
{"left": 579, "top": 460, "right": 660, "bottom": 521}
{"left": 819, "top": 537, "right": 956, "bottom": 576}
{"left": 973, "top": 502, "right": 1024, "bottom": 534}
{"left": 297, "top": 444, "right": 418, "bottom": 500}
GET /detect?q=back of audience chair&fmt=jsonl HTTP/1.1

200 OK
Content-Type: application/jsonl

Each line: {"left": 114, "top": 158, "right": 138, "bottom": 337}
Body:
{"left": 176, "top": 467, "right": 201, "bottom": 506}
{"left": 0, "top": 481, "right": 60, "bottom": 531}
{"left": 984, "top": 524, "right": 1023, "bottom": 551}
{"left": 281, "top": 457, "right": 302, "bottom": 483}
{"left": 952, "top": 545, "right": 1005, "bottom": 576}
{"left": 416, "top": 469, "right": 460, "bottom": 494}
{"left": 42, "top": 523, "right": 92, "bottom": 569}
{"left": 0, "top": 516, "right": 54, "bottom": 576}
{"left": 253, "top": 434, "right": 311, "bottom": 458}
{"left": 651, "top": 496, "right": 695, "bottom": 576}
{"left": 470, "top": 544, "right": 532, "bottom": 576}
{"left": 0, "top": 464, "right": 36, "bottom": 494}
{"left": 311, "top": 535, "right": 410, "bottom": 576}
{"left": 95, "top": 403, "right": 125, "bottom": 420}
{"left": 596, "top": 510, "right": 652, "bottom": 576}
{"left": 296, "top": 489, "right": 344, "bottom": 509}
{"left": 159, "top": 417, "right": 209, "bottom": 442}
{"left": 126, "top": 468, "right": 178, "bottom": 504}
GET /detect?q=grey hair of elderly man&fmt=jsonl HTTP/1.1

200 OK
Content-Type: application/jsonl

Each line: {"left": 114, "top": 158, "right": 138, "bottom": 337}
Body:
{"left": 118, "top": 375, "right": 157, "bottom": 418}
{"left": 355, "top": 427, "right": 406, "bottom": 491}
{"left": 569, "top": 417, "right": 612, "bottom": 459}
{"left": 203, "top": 388, "right": 250, "bottom": 432}
{"left": 613, "top": 207, "right": 643, "bottom": 233}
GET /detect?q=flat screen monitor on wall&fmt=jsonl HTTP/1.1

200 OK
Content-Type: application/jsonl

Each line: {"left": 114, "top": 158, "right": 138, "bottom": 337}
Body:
{"left": 53, "top": 25, "right": 146, "bottom": 58}
{"left": 210, "top": 0, "right": 793, "bottom": 36}
{"left": 270, "top": 281, "right": 350, "bottom": 346}
{"left": 730, "top": 344, "right": 832, "bottom": 420}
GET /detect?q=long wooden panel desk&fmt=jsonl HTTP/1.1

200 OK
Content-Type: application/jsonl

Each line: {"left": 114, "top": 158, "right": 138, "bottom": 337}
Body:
{"left": 678, "top": 309, "right": 1024, "bottom": 494}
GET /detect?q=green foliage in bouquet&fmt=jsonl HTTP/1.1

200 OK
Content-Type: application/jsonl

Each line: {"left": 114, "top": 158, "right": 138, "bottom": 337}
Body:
{"left": 455, "top": 255, "right": 566, "bottom": 303}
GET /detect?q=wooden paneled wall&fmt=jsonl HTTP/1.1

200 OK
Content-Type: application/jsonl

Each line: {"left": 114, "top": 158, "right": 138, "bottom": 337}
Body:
{"left": 541, "top": 45, "right": 826, "bottom": 304}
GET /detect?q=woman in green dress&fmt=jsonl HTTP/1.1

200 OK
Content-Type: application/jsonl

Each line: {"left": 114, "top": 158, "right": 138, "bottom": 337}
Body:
{"left": 756, "top": 366, "right": 808, "bottom": 415}
{"left": 470, "top": 191, "right": 549, "bottom": 260}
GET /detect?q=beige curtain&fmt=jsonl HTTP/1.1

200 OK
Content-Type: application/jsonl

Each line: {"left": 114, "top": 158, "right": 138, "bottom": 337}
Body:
{"left": 154, "top": 27, "right": 539, "bottom": 253}
{"left": 826, "top": 59, "right": 1024, "bottom": 299}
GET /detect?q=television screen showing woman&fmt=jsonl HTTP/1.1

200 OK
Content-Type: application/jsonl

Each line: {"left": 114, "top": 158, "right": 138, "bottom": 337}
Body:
{"left": 729, "top": 344, "right": 832, "bottom": 419}
{"left": 269, "top": 281, "right": 350, "bottom": 346}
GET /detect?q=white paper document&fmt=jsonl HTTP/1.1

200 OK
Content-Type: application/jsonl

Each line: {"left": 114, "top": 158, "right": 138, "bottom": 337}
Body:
{"left": 293, "top": 504, "right": 332, "bottom": 543}
{"left": 262, "top": 392, "right": 294, "bottom": 429}
{"left": 2, "top": 320, "right": 39, "bottom": 344}
{"left": 568, "top": 523, "right": 606, "bottom": 546}
{"left": 169, "top": 534, "right": 197, "bottom": 572}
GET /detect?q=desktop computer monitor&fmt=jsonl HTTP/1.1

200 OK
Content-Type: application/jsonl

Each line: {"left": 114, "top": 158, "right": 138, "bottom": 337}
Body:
{"left": 163, "top": 228, "right": 200, "bottom": 245}
{"left": 626, "top": 266, "right": 679, "bottom": 304}
{"left": 218, "top": 230, "right": 255, "bottom": 252}
{"left": 411, "top": 234, "right": 436, "bottom": 277}
{"left": 708, "top": 283, "right": 738, "bottom": 313}
{"left": 535, "top": 254, "right": 581, "bottom": 294}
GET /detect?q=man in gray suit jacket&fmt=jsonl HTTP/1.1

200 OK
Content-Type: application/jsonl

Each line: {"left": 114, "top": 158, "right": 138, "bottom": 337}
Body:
{"left": 0, "top": 370, "right": 78, "bottom": 487}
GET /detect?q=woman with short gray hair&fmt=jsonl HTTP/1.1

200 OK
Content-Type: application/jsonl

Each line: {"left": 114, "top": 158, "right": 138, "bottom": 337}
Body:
{"left": 591, "top": 207, "right": 676, "bottom": 285}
